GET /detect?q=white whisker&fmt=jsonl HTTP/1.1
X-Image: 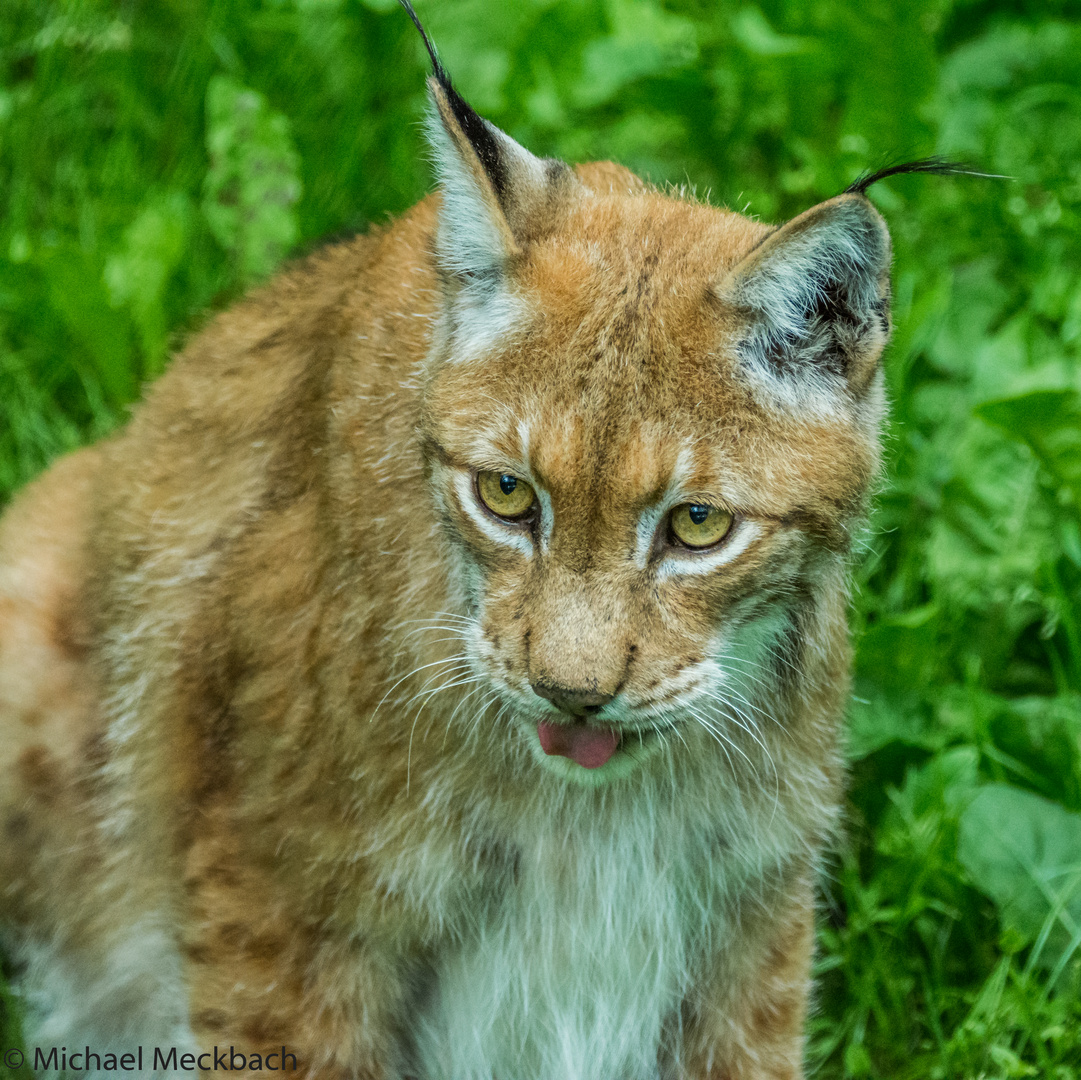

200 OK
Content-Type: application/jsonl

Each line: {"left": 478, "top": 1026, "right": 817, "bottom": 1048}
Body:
{"left": 369, "top": 654, "right": 467, "bottom": 723}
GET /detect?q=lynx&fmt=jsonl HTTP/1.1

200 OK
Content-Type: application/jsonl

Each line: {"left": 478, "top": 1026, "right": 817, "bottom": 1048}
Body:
{"left": 0, "top": 5, "right": 966, "bottom": 1078}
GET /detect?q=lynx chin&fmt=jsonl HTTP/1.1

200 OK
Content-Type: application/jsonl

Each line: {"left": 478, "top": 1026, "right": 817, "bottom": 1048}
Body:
{"left": 0, "top": 3, "right": 969, "bottom": 1078}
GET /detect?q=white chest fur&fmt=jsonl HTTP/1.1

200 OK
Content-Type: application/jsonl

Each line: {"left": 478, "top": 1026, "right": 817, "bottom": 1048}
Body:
{"left": 411, "top": 799, "right": 730, "bottom": 1080}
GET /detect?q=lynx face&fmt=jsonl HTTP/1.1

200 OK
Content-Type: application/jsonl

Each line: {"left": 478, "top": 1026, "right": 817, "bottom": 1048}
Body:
{"left": 417, "top": 84, "right": 889, "bottom": 783}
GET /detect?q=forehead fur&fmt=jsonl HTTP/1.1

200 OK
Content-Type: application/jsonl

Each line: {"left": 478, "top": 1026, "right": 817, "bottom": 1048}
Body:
{"left": 423, "top": 173, "right": 878, "bottom": 520}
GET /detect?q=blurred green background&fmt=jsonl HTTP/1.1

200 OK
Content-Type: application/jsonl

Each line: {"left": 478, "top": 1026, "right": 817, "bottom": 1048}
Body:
{"left": 1, "top": 0, "right": 1079, "bottom": 1076}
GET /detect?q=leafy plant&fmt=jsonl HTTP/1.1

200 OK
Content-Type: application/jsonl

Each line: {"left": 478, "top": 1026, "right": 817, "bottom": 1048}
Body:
{"left": 959, "top": 784, "right": 1081, "bottom": 967}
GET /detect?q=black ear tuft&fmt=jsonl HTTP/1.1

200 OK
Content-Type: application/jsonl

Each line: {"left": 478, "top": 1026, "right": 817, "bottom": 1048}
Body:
{"left": 398, "top": 0, "right": 447, "bottom": 83}
{"left": 401, "top": 0, "right": 577, "bottom": 285}
{"left": 844, "top": 157, "right": 1008, "bottom": 196}
{"left": 437, "top": 89, "right": 509, "bottom": 200}
{"left": 398, "top": 0, "right": 508, "bottom": 197}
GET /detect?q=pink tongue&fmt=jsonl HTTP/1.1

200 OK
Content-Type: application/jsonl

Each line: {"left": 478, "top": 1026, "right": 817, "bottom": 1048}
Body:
{"left": 537, "top": 722, "right": 620, "bottom": 769}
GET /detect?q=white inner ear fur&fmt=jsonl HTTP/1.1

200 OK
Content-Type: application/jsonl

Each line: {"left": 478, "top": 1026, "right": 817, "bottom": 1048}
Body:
{"left": 721, "top": 198, "right": 890, "bottom": 419}
{"left": 425, "top": 104, "right": 513, "bottom": 280}
{"left": 424, "top": 105, "right": 544, "bottom": 360}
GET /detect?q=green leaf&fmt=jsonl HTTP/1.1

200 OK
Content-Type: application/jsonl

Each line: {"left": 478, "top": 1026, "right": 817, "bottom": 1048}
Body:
{"left": 731, "top": 6, "right": 813, "bottom": 58}
{"left": 990, "top": 695, "right": 1081, "bottom": 809}
{"left": 976, "top": 389, "right": 1081, "bottom": 511}
{"left": 41, "top": 249, "right": 135, "bottom": 406}
{"left": 104, "top": 192, "right": 192, "bottom": 377}
{"left": 959, "top": 784, "right": 1081, "bottom": 959}
{"left": 202, "top": 77, "right": 302, "bottom": 285}
{"left": 0, "top": 972, "right": 33, "bottom": 1078}
{"left": 576, "top": 0, "right": 697, "bottom": 107}
{"left": 846, "top": 689, "right": 937, "bottom": 761}
{"left": 855, "top": 604, "right": 940, "bottom": 695}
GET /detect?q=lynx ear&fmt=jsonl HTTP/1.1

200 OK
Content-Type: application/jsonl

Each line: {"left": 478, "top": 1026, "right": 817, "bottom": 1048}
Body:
{"left": 717, "top": 194, "right": 892, "bottom": 409}
{"left": 426, "top": 77, "right": 576, "bottom": 282}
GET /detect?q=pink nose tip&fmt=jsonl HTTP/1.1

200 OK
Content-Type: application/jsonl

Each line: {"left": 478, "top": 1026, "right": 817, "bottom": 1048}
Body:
{"left": 530, "top": 682, "right": 615, "bottom": 716}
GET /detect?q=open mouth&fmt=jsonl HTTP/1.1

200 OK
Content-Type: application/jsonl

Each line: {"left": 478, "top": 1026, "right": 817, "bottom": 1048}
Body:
{"left": 535, "top": 720, "right": 663, "bottom": 771}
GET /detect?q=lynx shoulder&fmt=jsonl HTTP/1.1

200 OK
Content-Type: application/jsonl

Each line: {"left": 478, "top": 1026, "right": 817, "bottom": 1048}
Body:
{"left": 0, "top": 7, "right": 950, "bottom": 1079}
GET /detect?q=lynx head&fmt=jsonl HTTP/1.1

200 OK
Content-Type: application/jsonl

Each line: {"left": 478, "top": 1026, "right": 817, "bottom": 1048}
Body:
{"left": 407, "top": 9, "right": 896, "bottom": 786}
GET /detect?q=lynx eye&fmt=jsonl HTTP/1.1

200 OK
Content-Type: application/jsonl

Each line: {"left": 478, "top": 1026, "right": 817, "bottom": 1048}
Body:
{"left": 476, "top": 471, "right": 537, "bottom": 520}
{"left": 669, "top": 504, "right": 733, "bottom": 549}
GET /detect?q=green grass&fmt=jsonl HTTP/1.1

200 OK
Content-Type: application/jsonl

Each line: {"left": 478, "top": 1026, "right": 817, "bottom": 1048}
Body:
{"left": 2, "top": 0, "right": 1080, "bottom": 1076}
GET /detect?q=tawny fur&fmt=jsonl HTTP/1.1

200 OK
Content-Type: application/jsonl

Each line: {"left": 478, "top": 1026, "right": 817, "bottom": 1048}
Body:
{"left": 0, "top": 73, "right": 893, "bottom": 1080}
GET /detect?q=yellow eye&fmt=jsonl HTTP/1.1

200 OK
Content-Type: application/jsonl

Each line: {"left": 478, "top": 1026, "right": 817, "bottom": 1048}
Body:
{"left": 669, "top": 504, "right": 733, "bottom": 549}
{"left": 476, "top": 471, "right": 537, "bottom": 520}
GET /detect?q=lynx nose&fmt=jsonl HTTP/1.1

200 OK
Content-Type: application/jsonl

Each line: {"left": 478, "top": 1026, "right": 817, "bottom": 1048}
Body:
{"left": 531, "top": 682, "right": 615, "bottom": 716}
